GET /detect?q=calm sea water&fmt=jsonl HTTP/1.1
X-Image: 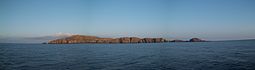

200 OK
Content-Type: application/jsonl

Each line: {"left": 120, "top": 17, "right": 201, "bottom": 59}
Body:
{"left": 1, "top": 40, "right": 255, "bottom": 70}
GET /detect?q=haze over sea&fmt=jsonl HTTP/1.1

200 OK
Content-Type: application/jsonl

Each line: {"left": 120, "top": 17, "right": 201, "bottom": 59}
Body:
{"left": 1, "top": 40, "right": 255, "bottom": 70}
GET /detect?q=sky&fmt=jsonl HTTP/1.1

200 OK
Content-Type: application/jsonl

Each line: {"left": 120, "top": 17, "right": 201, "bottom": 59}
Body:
{"left": 1, "top": 0, "right": 255, "bottom": 42}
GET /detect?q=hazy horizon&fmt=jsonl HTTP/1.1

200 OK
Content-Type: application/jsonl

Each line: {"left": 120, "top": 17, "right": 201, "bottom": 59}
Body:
{"left": 1, "top": 0, "right": 255, "bottom": 43}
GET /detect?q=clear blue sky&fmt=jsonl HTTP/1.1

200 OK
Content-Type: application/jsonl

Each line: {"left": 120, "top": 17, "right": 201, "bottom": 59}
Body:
{"left": 1, "top": 0, "right": 255, "bottom": 40}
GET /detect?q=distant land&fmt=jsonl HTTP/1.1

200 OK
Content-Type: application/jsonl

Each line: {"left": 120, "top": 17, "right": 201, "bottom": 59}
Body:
{"left": 47, "top": 35, "right": 206, "bottom": 44}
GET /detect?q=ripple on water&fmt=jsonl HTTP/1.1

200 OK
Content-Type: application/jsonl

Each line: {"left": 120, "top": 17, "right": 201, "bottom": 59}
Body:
{"left": 1, "top": 41, "right": 255, "bottom": 70}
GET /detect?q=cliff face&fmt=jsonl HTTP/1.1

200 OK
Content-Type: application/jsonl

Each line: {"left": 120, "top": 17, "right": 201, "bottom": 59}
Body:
{"left": 47, "top": 35, "right": 206, "bottom": 44}
{"left": 48, "top": 35, "right": 167, "bottom": 44}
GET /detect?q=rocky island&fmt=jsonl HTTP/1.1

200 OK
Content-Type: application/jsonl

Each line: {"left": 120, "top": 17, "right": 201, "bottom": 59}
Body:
{"left": 47, "top": 35, "right": 206, "bottom": 44}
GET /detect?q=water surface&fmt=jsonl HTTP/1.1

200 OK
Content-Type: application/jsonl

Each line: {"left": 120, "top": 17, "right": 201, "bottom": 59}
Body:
{"left": 1, "top": 40, "right": 255, "bottom": 70}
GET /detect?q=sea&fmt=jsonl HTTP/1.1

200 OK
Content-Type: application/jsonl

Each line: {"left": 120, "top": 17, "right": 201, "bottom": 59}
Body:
{"left": 1, "top": 40, "right": 255, "bottom": 70}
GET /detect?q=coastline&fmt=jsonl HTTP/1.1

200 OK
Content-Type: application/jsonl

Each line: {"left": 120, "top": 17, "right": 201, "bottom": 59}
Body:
{"left": 47, "top": 35, "right": 206, "bottom": 44}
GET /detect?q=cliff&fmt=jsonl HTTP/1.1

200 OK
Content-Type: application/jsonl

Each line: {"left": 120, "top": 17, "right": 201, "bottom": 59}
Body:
{"left": 47, "top": 35, "right": 206, "bottom": 44}
{"left": 48, "top": 35, "right": 167, "bottom": 44}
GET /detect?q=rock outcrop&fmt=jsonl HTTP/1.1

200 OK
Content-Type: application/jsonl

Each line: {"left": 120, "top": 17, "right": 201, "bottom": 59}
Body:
{"left": 189, "top": 38, "right": 206, "bottom": 42}
{"left": 48, "top": 35, "right": 168, "bottom": 44}
{"left": 170, "top": 40, "right": 186, "bottom": 42}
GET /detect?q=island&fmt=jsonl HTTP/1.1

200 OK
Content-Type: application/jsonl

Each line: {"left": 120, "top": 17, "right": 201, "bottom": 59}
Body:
{"left": 47, "top": 35, "right": 206, "bottom": 44}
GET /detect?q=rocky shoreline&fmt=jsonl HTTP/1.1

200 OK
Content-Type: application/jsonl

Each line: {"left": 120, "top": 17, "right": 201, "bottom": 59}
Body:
{"left": 47, "top": 35, "right": 206, "bottom": 44}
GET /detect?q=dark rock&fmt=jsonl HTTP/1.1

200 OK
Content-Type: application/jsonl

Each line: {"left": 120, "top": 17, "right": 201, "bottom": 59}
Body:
{"left": 143, "top": 38, "right": 154, "bottom": 43}
{"left": 130, "top": 37, "right": 140, "bottom": 43}
{"left": 171, "top": 40, "right": 186, "bottom": 42}
{"left": 153, "top": 38, "right": 165, "bottom": 43}
{"left": 189, "top": 38, "right": 206, "bottom": 42}
{"left": 119, "top": 37, "right": 131, "bottom": 43}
